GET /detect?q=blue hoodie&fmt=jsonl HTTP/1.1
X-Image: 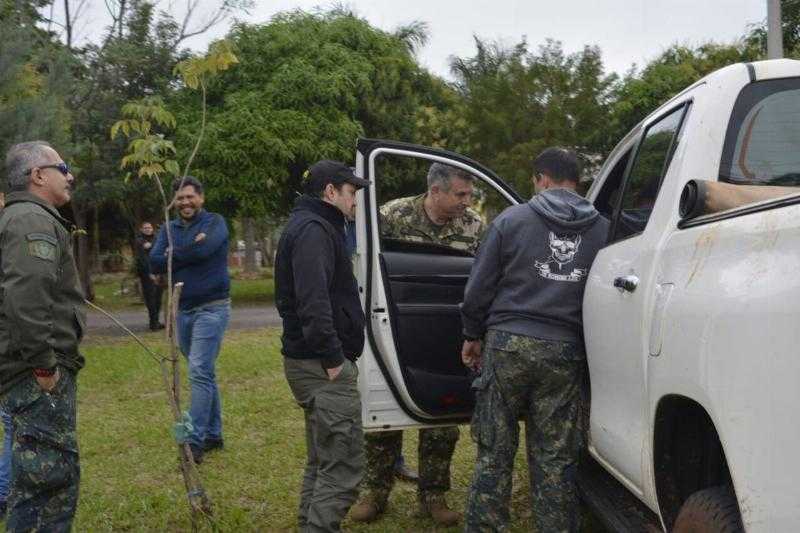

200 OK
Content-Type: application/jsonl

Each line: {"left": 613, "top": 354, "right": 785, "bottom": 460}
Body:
{"left": 149, "top": 209, "right": 230, "bottom": 311}
{"left": 461, "top": 188, "right": 609, "bottom": 343}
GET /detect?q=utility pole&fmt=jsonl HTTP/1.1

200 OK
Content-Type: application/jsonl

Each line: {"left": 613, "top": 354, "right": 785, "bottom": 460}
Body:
{"left": 767, "top": 0, "right": 784, "bottom": 59}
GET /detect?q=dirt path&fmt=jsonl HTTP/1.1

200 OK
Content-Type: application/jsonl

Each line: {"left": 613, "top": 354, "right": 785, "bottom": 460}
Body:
{"left": 86, "top": 305, "right": 282, "bottom": 337}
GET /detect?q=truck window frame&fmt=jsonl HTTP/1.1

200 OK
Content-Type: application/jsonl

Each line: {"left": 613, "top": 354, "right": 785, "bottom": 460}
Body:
{"left": 606, "top": 101, "right": 690, "bottom": 245}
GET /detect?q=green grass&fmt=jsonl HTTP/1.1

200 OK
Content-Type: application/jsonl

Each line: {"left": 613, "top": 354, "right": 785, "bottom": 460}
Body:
{"left": 91, "top": 273, "right": 142, "bottom": 311}
{"left": 229, "top": 276, "right": 275, "bottom": 306}
{"left": 15, "top": 327, "right": 604, "bottom": 531}
{"left": 91, "top": 270, "right": 274, "bottom": 312}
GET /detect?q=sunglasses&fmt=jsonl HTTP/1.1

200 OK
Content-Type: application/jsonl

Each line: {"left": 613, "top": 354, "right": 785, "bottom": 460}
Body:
{"left": 29, "top": 162, "right": 70, "bottom": 176}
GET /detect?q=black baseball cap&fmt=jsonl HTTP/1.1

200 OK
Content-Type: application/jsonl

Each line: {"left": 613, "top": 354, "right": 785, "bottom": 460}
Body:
{"left": 302, "top": 160, "right": 370, "bottom": 194}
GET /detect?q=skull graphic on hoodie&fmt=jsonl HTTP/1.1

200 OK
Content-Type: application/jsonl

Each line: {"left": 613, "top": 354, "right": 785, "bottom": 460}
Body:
{"left": 534, "top": 232, "right": 588, "bottom": 282}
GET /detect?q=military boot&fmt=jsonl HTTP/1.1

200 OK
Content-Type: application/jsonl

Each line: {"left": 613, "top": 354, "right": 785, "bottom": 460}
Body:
{"left": 349, "top": 494, "right": 386, "bottom": 523}
{"left": 419, "top": 492, "right": 461, "bottom": 526}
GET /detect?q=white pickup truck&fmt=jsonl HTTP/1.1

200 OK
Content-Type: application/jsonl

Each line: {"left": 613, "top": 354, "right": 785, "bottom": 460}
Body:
{"left": 352, "top": 58, "right": 800, "bottom": 532}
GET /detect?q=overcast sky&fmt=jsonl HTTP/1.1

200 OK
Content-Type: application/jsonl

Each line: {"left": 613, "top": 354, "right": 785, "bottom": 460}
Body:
{"left": 65, "top": 0, "right": 768, "bottom": 79}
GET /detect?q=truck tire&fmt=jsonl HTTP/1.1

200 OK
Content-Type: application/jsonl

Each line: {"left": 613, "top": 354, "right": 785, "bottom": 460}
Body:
{"left": 672, "top": 486, "right": 743, "bottom": 533}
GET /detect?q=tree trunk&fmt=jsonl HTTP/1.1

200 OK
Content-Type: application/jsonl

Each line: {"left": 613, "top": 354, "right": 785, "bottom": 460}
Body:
{"left": 260, "top": 236, "right": 270, "bottom": 267}
{"left": 71, "top": 203, "right": 95, "bottom": 301}
{"left": 242, "top": 217, "right": 257, "bottom": 274}
{"left": 92, "top": 206, "right": 101, "bottom": 273}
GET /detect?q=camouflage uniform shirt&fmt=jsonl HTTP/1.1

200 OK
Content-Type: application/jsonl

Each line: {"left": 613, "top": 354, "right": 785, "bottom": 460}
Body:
{"left": 380, "top": 193, "right": 485, "bottom": 253}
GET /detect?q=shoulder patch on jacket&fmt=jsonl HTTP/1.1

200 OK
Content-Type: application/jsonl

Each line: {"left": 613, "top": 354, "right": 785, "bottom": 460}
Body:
{"left": 26, "top": 233, "right": 57, "bottom": 261}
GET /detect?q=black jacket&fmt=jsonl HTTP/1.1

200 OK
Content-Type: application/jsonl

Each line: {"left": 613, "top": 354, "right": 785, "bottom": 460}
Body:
{"left": 134, "top": 234, "right": 154, "bottom": 276}
{"left": 275, "top": 195, "right": 365, "bottom": 368}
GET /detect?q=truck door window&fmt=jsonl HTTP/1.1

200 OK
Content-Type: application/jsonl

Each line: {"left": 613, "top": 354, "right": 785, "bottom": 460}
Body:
{"left": 612, "top": 105, "right": 686, "bottom": 242}
{"left": 717, "top": 78, "right": 800, "bottom": 206}
{"left": 593, "top": 147, "right": 633, "bottom": 221}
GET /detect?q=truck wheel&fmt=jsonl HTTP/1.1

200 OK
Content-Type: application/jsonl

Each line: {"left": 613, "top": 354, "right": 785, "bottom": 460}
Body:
{"left": 672, "top": 486, "right": 743, "bottom": 533}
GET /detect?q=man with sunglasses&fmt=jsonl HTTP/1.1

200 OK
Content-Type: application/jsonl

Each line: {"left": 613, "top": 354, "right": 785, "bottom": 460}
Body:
{"left": 0, "top": 141, "right": 85, "bottom": 532}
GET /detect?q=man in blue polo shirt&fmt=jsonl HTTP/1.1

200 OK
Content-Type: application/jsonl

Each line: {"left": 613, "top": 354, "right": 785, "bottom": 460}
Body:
{"left": 150, "top": 176, "right": 231, "bottom": 464}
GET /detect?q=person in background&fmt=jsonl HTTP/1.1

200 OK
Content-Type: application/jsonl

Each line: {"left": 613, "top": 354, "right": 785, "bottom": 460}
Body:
{"left": 134, "top": 221, "right": 164, "bottom": 331}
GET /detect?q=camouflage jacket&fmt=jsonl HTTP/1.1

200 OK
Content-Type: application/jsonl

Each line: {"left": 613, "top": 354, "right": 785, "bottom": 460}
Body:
{"left": 0, "top": 192, "right": 86, "bottom": 393}
{"left": 380, "top": 193, "right": 485, "bottom": 253}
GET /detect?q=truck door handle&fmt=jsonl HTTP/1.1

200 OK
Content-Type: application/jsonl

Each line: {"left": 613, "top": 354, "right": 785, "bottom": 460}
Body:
{"left": 613, "top": 275, "right": 639, "bottom": 293}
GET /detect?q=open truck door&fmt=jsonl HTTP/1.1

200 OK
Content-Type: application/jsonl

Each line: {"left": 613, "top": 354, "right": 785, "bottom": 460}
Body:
{"left": 353, "top": 139, "right": 522, "bottom": 431}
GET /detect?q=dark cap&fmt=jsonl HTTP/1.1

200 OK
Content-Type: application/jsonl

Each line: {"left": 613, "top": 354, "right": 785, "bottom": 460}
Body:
{"left": 302, "top": 160, "right": 370, "bottom": 194}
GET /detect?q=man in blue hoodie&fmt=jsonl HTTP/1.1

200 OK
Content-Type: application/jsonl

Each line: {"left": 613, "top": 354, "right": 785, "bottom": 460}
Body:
{"left": 150, "top": 176, "right": 231, "bottom": 464}
{"left": 461, "top": 148, "right": 609, "bottom": 532}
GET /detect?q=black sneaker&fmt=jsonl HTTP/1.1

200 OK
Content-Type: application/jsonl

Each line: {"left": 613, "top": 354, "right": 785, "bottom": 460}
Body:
{"left": 203, "top": 437, "right": 224, "bottom": 452}
{"left": 188, "top": 443, "right": 204, "bottom": 464}
{"left": 149, "top": 323, "right": 165, "bottom": 331}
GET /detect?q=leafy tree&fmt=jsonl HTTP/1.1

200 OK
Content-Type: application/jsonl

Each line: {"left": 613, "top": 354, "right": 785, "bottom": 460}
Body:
{"left": 450, "top": 38, "right": 618, "bottom": 196}
{"left": 746, "top": 0, "right": 800, "bottom": 58}
{"left": 60, "top": 0, "right": 247, "bottom": 293}
{"left": 607, "top": 42, "right": 761, "bottom": 148}
{"left": 0, "top": 3, "right": 73, "bottom": 165}
{"left": 173, "top": 8, "right": 437, "bottom": 220}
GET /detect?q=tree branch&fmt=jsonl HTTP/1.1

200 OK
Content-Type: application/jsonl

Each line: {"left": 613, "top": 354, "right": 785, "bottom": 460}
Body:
{"left": 63, "top": 0, "right": 73, "bottom": 50}
{"left": 181, "top": 79, "right": 206, "bottom": 179}
{"left": 83, "top": 300, "right": 166, "bottom": 364}
{"left": 174, "top": 0, "right": 243, "bottom": 46}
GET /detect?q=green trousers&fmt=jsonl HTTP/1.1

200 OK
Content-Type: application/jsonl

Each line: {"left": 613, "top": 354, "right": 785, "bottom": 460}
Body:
{"left": 284, "top": 357, "right": 364, "bottom": 532}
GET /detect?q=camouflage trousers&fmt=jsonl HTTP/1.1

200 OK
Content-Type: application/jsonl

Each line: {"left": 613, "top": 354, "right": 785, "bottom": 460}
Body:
{"left": 465, "top": 330, "right": 585, "bottom": 533}
{"left": 284, "top": 357, "right": 364, "bottom": 533}
{"left": 362, "top": 425, "right": 459, "bottom": 506}
{"left": 0, "top": 368, "right": 80, "bottom": 533}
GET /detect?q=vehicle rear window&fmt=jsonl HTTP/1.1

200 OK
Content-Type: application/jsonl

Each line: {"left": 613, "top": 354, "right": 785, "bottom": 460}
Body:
{"left": 720, "top": 78, "right": 800, "bottom": 187}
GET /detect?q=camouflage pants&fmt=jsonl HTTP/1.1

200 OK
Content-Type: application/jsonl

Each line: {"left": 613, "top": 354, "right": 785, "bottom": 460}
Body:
{"left": 0, "top": 368, "right": 80, "bottom": 533}
{"left": 465, "top": 330, "right": 585, "bottom": 533}
{"left": 362, "top": 425, "right": 459, "bottom": 506}
{"left": 284, "top": 357, "right": 364, "bottom": 533}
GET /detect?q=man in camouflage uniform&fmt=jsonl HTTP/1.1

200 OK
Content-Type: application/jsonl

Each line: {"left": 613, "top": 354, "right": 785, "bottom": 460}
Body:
{"left": 350, "top": 162, "right": 484, "bottom": 526}
{"left": 461, "top": 148, "right": 609, "bottom": 532}
{"left": 0, "top": 141, "right": 85, "bottom": 532}
{"left": 379, "top": 168, "right": 484, "bottom": 254}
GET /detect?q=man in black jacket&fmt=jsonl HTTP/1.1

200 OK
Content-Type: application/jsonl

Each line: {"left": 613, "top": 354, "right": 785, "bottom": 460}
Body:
{"left": 134, "top": 221, "right": 164, "bottom": 330}
{"left": 275, "top": 160, "right": 369, "bottom": 532}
